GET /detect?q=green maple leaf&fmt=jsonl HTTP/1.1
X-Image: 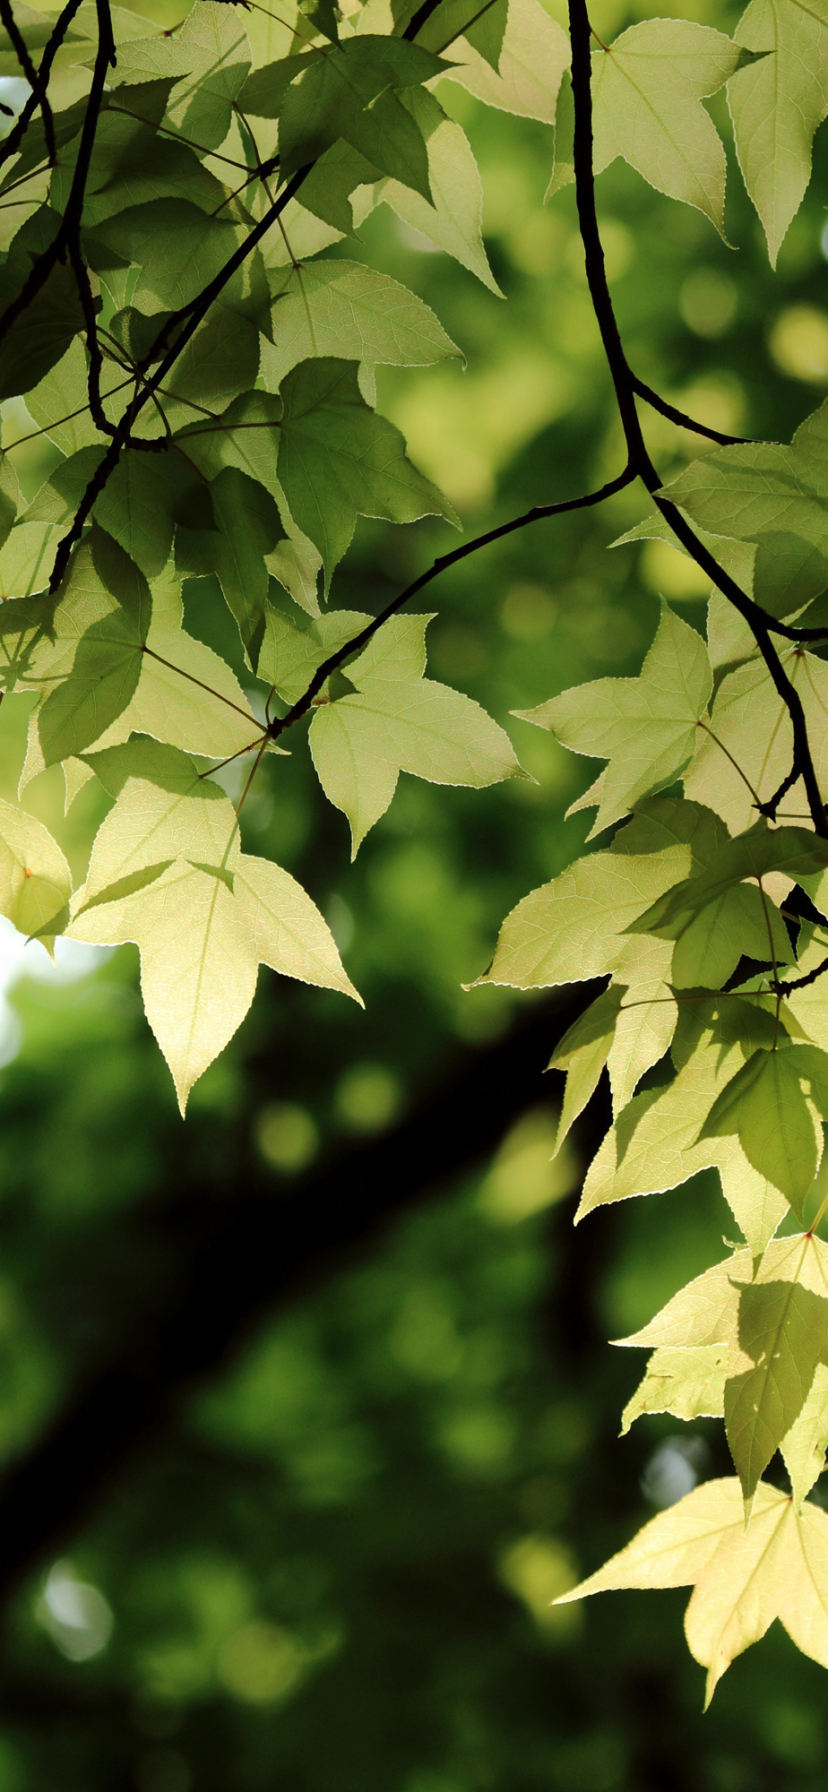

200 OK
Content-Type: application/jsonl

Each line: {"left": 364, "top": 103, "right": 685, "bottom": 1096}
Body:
{"left": 513, "top": 605, "right": 712, "bottom": 837}
{"left": 729, "top": 0, "right": 828, "bottom": 264}
{"left": 308, "top": 615, "right": 524, "bottom": 854}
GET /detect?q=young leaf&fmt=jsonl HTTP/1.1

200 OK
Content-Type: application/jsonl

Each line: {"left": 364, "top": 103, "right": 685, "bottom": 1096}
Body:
{"left": 514, "top": 605, "right": 712, "bottom": 837}
{"left": 308, "top": 614, "right": 523, "bottom": 854}
{"left": 729, "top": 0, "right": 828, "bottom": 264}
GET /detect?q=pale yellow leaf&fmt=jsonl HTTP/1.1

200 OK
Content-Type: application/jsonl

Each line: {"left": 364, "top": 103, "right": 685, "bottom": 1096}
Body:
{"left": 620, "top": 1345, "right": 729, "bottom": 1433}
{"left": 683, "top": 1485, "right": 792, "bottom": 1704}
{"left": 781, "top": 1361, "right": 828, "bottom": 1508}
{"left": 0, "top": 794, "right": 71, "bottom": 945}
{"left": 577, "top": 1040, "right": 745, "bottom": 1221}
{"left": 555, "top": 1476, "right": 758, "bottom": 1601}
{"left": 441, "top": 0, "right": 569, "bottom": 123}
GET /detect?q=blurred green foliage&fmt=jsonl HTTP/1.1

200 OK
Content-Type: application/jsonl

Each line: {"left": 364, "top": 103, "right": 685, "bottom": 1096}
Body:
{"left": 2, "top": 20, "right": 828, "bottom": 1787}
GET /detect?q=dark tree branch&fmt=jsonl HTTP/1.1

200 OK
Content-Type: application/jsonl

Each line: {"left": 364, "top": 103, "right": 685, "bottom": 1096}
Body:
{"left": 0, "top": 0, "right": 55, "bottom": 163}
{"left": 755, "top": 758, "right": 801, "bottom": 822}
{"left": 403, "top": 0, "right": 446, "bottom": 38}
{"left": 48, "top": 160, "right": 315, "bottom": 589}
{"left": 777, "top": 954, "right": 828, "bottom": 994}
{"left": 0, "top": 0, "right": 115, "bottom": 360}
{"left": 631, "top": 374, "right": 753, "bottom": 446}
{"left": 566, "top": 0, "right": 828, "bottom": 838}
{"left": 0, "top": 986, "right": 597, "bottom": 1604}
{"left": 0, "top": 0, "right": 84, "bottom": 172}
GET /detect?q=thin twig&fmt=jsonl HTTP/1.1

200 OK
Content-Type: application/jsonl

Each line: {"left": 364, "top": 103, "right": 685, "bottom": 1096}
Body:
{"left": 267, "top": 468, "right": 636, "bottom": 738}
{"left": 632, "top": 375, "right": 753, "bottom": 447}
{"left": 566, "top": 0, "right": 828, "bottom": 837}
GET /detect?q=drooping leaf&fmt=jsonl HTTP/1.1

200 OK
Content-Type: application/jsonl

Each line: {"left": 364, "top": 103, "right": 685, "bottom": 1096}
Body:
{"left": 353, "top": 87, "right": 503, "bottom": 294}
{"left": 606, "top": 934, "right": 677, "bottom": 1111}
{"left": 175, "top": 467, "right": 286, "bottom": 667}
{"left": 440, "top": 0, "right": 569, "bottom": 123}
{"left": 728, "top": 0, "right": 828, "bottom": 264}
